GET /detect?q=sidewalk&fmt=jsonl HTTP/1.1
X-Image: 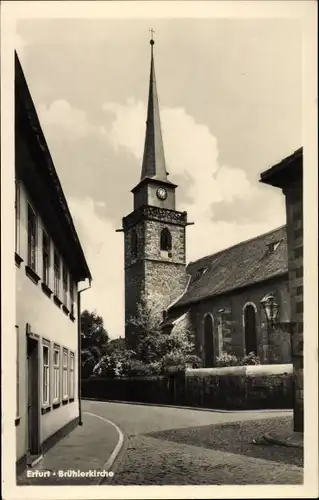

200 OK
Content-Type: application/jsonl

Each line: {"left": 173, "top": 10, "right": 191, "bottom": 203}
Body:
{"left": 253, "top": 417, "right": 304, "bottom": 449}
{"left": 262, "top": 430, "right": 303, "bottom": 449}
{"left": 17, "top": 412, "right": 123, "bottom": 486}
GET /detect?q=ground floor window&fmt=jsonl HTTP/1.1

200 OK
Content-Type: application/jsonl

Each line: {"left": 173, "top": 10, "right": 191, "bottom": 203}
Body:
{"left": 16, "top": 326, "right": 19, "bottom": 417}
{"left": 53, "top": 346, "right": 60, "bottom": 402}
{"left": 42, "top": 344, "right": 50, "bottom": 406}
{"left": 63, "top": 348, "right": 68, "bottom": 399}
{"left": 69, "top": 352, "right": 75, "bottom": 399}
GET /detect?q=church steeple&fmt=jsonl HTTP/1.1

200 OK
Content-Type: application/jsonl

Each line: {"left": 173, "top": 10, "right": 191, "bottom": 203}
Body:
{"left": 140, "top": 34, "right": 168, "bottom": 182}
{"left": 120, "top": 33, "right": 189, "bottom": 349}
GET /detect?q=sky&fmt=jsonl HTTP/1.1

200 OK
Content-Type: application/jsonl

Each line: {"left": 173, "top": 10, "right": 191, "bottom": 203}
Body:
{"left": 15, "top": 17, "right": 302, "bottom": 339}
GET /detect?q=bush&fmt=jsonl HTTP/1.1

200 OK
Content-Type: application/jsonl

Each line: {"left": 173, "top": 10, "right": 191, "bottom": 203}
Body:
{"left": 215, "top": 353, "right": 240, "bottom": 367}
{"left": 185, "top": 354, "right": 203, "bottom": 369}
{"left": 92, "top": 348, "right": 136, "bottom": 378}
{"left": 122, "top": 359, "right": 162, "bottom": 377}
{"left": 242, "top": 352, "right": 261, "bottom": 365}
{"left": 161, "top": 350, "right": 202, "bottom": 371}
{"left": 215, "top": 351, "right": 261, "bottom": 367}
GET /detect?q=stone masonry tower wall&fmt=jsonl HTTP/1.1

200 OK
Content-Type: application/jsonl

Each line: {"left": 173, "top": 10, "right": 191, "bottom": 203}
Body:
{"left": 123, "top": 209, "right": 189, "bottom": 348}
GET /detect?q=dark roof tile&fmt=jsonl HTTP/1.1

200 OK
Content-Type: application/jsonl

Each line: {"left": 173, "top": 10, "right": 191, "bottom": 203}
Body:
{"left": 171, "top": 226, "right": 287, "bottom": 308}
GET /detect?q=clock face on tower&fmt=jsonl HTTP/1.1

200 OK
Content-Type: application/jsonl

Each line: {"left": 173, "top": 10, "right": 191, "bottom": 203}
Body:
{"left": 156, "top": 187, "right": 168, "bottom": 200}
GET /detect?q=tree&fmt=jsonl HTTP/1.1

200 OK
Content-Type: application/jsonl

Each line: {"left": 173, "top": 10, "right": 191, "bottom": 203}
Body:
{"left": 92, "top": 346, "right": 137, "bottom": 378}
{"left": 81, "top": 310, "right": 109, "bottom": 350}
{"left": 106, "top": 337, "right": 126, "bottom": 353}
{"left": 81, "top": 310, "right": 109, "bottom": 378}
{"left": 128, "top": 291, "right": 202, "bottom": 370}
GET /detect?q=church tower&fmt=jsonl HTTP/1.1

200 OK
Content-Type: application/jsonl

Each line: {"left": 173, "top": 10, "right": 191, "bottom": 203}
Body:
{"left": 120, "top": 36, "right": 190, "bottom": 348}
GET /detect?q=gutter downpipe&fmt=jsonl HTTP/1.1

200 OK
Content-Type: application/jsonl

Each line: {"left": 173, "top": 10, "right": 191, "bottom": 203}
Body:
{"left": 77, "top": 279, "right": 92, "bottom": 426}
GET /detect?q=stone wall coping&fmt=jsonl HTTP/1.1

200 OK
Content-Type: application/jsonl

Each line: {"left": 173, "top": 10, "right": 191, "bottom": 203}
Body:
{"left": 186, "top": 363, "right": 293, "bottom": 378}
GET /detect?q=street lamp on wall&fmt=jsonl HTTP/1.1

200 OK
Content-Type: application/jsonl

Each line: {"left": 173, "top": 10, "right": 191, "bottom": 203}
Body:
{"left": 260, "top": 293, "right": 279, "bottom": 328}
{"left": 260, "top": 292, "right": 295, "bottom": 334}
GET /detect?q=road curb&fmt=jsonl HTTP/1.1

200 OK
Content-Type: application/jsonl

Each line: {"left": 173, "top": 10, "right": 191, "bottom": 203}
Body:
{"left": 83, "top": 411, "right": 125, "bottom": 485}
{"left": 82, "top": 397, "right": 292, "bottom": 414}
{"left": 262, "top": 432, "right": 303, "bottom": 449}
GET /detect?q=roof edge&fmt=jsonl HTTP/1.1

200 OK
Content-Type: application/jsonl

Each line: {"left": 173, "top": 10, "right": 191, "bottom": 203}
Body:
{"left": 260, "top": 147, "right": 303, "bottom": 187}
{"left": 131, "top": 176, "right": 177, "bottom": 193}
{"left": 171, "top": 270, "right": 289, "bottom": 310}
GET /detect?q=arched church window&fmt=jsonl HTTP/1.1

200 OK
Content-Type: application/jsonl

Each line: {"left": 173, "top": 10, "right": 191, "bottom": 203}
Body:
{"left": 203, "top": 313, "right": 215, "bottom": 368}
{"left": 160, "top": 228, "right": 172, "bottom": 259}
{"left": 131, "top": 229, "right": 138, "bottom": 259}
{"left": 160, "top": 228, "right": 172, "bottom": 252}
{"left": 243, "top": 303, "right": 258, "bottom": 355}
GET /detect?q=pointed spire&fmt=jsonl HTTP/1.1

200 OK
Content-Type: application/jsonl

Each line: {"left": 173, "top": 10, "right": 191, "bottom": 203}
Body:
{"left": 140, "top": 34, "right": 168, "bottom": 181}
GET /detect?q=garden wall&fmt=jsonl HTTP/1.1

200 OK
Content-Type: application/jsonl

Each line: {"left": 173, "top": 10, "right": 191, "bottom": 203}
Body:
{"left": 81, "top": 364, "right": 293, "bottom": 410}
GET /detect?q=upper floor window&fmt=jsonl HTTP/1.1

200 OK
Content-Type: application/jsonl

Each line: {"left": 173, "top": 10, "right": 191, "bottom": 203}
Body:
{"left": 42, "top": 231, "right": 50, "bottom": 286}
{"left": 15, "top": 180, "right": 20, "bottom": 253}
{"left": 131, "top": 229, "right": 138, "bottom": 259}
{"left": 70, "top": 281, "right": 75, "bottom": 316}
{"left": 27, "top": 204, "right": 37, "bottom": 270}
{"left": 62, "top": 264, "right": 68, "bottom": 306}
{"left": 160, "top": 228, "right": 172, "bottom": 258}
{"left": 54, "top": 251, "right": 60, "bottom": 297}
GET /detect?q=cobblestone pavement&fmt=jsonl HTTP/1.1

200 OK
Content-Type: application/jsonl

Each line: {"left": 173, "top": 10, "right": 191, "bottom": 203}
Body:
{"left": 83, "top": 401, "right": 303, "bottom": 485}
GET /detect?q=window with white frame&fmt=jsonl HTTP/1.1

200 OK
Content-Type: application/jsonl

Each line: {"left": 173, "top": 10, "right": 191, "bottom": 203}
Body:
{"left": 42, "top": 231, "right": 50, "bottom": 286}
{"left": 53, "top": 346, "right": 60, "bottom": 402}
{"left": 16, "top": 326, "right": 19, "bottom": 417}
{"left": 42, "top": 344, "right": 50, "bottom": 406}
{"left": 69, "top": 352, "right": 75, "bottom": 399}
{"left": 54, "top": 251, "right": 60, "bottom": 297}
{"left": 70, "top": 281, "right": 75, "bottom": 316}
{"left": 15, "top": 180, "right": 20, "bottom": 253}
{"left": 27, "top": 204, "right": 37, "bottom": 270}
{"left": 62, "top": 265, "right": 68, "bottom": 307}
{"left": 63, "top": 348, "right": 68, "bottom": 399}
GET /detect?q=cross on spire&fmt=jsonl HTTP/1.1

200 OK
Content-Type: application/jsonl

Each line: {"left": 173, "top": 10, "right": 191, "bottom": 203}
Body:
{"left": 149, "top": 28, "right": 155, "bottom": 45}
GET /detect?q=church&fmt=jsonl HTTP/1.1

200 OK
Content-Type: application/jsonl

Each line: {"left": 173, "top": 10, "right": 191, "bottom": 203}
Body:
{"left": 119, "top": 38, "right": 292, "bottom": 367}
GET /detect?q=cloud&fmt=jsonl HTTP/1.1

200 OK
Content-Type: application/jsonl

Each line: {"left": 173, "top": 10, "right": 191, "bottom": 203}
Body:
{"left": 68, "top": 196, "right": 124, "bottom": 338}
{"left": 103, "top": 99, "right": 146, "bottom": 158}
{"left": 38, "top": 100, "right": 105, "bottom": 139}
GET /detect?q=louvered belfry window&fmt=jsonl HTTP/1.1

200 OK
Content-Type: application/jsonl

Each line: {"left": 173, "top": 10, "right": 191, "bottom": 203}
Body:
{"left": 160, "top": 228, "right": 172, "bottom": 252}
{"left": 131, "top": 229, "right": 138, "bottom": 259}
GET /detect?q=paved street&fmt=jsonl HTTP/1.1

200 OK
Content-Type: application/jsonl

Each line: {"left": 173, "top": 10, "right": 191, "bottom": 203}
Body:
{"left": 82, "top": 400, "right": 303, "bottom": 485}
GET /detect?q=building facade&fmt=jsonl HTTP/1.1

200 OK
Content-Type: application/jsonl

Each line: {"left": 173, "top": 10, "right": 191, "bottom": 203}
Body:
{"left": 260, "top": 147, "right": 303, "bottom": 432}
{"left": 15, "top": 54, "right": 92, "bottom": 468}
